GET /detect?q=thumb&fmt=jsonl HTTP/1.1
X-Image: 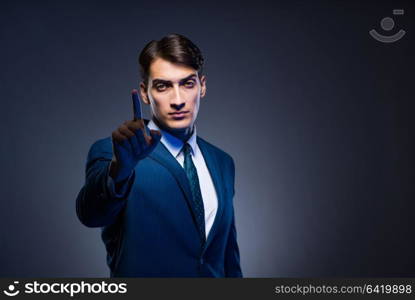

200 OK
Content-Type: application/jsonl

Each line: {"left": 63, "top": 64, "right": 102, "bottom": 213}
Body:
{"left": 149, "top": 129, "right": 162, "bottom": 145}
{"left": 140, "top": 129, "right": 161, "bottom": 158}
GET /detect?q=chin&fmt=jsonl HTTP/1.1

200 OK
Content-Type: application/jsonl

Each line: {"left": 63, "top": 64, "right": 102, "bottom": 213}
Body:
{"left": 165, "top": 118, "right": 192, "bottom": 129}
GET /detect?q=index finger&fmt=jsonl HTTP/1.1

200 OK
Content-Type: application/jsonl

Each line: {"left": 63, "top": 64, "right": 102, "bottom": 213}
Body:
{"left": 131, "top": 89, "right": 142, "bottom": 120}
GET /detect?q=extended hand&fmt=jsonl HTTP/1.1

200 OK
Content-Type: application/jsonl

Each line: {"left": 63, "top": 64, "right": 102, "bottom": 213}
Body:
{"left": 110, "top": 89, "right": 161, "bottom": 182}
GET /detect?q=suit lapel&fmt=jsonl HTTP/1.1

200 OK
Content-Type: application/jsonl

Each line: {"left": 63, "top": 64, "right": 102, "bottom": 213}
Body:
{"left": 144, "top": 119, "right": 193, "bottom": 212}
{"left": 197, "top": 137, "right": 225, "bottom": 250}
{"left": 148, "top": 139, "right": 225, "bottom": 249}
{"left": 148, "top": 141, "right": 204, "bottom": 240}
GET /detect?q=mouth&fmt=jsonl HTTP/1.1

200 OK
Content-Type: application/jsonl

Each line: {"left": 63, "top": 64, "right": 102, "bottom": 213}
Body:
{"left": 169, "top": 111, "right": 189, "bottom": 119}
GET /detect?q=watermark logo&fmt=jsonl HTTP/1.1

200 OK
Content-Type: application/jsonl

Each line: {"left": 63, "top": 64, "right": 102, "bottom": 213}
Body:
{"left": 369, "top": 9, "right": 406, "bottom": 43}
{"left": 3, "top": 281, "right": 20, "bottom": 297}
{"left": 2, "top": 281, "right": 127, "bottom": 297}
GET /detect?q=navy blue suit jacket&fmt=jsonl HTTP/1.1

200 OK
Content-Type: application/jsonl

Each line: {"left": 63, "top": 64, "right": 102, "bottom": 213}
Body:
{"left": 76, "top": 124, "right": 242, "bottom": 277}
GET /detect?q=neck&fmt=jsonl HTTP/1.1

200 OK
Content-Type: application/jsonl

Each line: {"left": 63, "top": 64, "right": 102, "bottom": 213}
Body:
{"left": 153, "top": 117, "right": 194, "bottom": 143}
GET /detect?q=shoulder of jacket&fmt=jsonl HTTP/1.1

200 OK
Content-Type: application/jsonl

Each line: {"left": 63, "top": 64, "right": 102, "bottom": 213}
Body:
{"left": 87, "top": 136, "right": 112, "bottom": 159}
{"left": 197, "top": 136, "right": 234, "bottom": 166}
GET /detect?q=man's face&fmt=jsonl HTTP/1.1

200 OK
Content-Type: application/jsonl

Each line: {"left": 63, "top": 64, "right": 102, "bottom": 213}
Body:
{"left": 140, "top": 57, "right": 206, "bottom": 130}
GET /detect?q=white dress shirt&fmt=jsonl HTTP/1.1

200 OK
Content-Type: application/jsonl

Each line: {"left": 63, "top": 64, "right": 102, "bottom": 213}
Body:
{"left": 147, "top": 119, "right": 218, "bottom": 240}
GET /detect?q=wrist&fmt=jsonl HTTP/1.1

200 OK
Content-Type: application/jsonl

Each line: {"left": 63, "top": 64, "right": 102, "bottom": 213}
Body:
{"left": 109, "top": 159, "right": 133, "bottom": 184}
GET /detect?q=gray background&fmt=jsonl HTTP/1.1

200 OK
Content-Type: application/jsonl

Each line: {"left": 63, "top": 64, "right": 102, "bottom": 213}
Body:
{"left": 1, "top": 0, "right": 414, "bottom": 277}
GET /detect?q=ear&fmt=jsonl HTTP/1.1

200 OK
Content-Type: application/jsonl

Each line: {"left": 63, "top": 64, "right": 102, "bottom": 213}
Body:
{"left": 139, "top": 82, "right": 150, "bottom": 105}
{"left": 199, "top": 75, "right": 207, "bottom": 98}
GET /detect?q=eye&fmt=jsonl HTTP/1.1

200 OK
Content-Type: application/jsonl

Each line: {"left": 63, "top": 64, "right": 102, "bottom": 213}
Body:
{"left": 155, "top": 84, "right": 167, "bottom": 92}
{"left": 184, "top": 80, "right": 196, "bottom": 88}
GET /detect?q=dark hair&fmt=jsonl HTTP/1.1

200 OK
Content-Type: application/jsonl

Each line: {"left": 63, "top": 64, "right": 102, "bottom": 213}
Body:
{"left": 138, "top": 33, "right": 205, "bottom": 87}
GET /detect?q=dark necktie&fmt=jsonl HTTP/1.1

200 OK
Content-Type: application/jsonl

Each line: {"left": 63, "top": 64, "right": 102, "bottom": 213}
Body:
{"left": 182, "top": 142, "right": 206, "bottom": 245}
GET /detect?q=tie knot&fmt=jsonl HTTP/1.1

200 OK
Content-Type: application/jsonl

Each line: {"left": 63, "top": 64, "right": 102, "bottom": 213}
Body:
{"left": 182, "top": 142, "right": 192, "bottom": 156}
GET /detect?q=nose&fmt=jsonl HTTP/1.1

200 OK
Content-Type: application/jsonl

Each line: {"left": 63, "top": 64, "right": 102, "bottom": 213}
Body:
{"left": 170, "top": 85, "right": 185, "bottom": 110}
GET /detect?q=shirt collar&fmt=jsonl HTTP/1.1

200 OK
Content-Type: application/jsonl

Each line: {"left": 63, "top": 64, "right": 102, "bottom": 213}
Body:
{"left": 147, "top": 118, "right": 198, "bottom": 158}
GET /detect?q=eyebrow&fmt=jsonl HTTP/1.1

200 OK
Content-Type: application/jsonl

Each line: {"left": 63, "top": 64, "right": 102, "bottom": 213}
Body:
{"left": 152, "top": 73, "right": 197, "bottom": 85}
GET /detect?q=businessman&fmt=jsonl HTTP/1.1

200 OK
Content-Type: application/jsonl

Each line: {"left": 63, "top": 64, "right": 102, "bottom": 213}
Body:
{"left": 76, "top": 33, "right": 242, "bottom": 277}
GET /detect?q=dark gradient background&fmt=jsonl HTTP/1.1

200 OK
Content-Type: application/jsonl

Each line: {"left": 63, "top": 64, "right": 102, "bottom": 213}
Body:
{"left": 1, "top": 0, "right": 414, "bottom": 277}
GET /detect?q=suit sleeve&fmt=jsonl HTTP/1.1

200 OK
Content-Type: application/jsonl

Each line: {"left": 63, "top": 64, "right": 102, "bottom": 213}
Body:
{"left": 76, "top": 139, "right": 135, "bottom": 228}
{"left": 224, "top": 157, "right": 243, "bottom": 277}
